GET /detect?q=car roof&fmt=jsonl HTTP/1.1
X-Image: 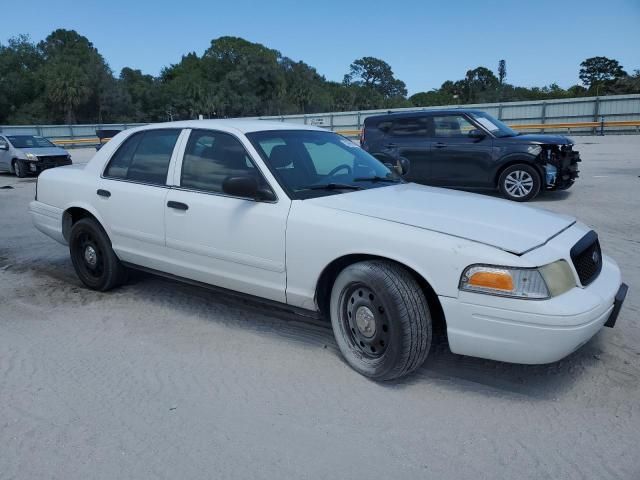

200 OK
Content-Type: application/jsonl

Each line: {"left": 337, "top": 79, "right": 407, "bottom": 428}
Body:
{"left": 126, "top": 119, "right": 325, "bottom": 135}
{"left": 364, "top": 109, "right": 484, "bottom": 124}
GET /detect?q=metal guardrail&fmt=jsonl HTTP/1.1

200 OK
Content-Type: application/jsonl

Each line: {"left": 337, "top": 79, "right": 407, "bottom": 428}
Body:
{"left": 2, "top": 94, "right": 639, "bottom": 146}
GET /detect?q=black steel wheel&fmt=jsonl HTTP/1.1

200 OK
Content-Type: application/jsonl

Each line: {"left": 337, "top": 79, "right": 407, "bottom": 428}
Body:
{"left": 69, "top": 218, "right": 127, "bottom": 291}
{"left": 330, "top": 260, "right": 432, "bottom": 380}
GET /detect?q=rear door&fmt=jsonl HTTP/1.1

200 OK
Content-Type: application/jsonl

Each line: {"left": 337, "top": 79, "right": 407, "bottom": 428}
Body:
{"left": 429, "top": 114, "right": 494, "bottom": 187}
{"left": 95, "top": 128, "right": 184, "bottom": 268}
{"left": 163, "top": 129, "right": 289, "bottom": 303}
{"left": 382, "top": 116, "right": 433, "bottom": 182}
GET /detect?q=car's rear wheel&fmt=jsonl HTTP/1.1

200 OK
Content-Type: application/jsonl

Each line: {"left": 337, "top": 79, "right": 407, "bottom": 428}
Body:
{"left": 498, "top": 163, "right": 541, "bottom": 202}
{"left": 13, "top": 160, "right": 27, "bottom": 178}
{"left": 69, "top": 218, "right": 127, "bottom": 291}
{"left": 329, "top": 260, "right": 431, "bottom": 380}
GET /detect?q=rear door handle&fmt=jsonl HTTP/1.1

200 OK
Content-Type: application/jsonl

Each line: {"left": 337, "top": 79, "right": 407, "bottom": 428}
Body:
{"left": 385, "top": 143, "right": 397, "bottom": 148}
{"left": 96, "top": 189, "right": 111, "bottom": 198}
{"left": 167, "top": 201, "right": 188, "bottom": 211}
{"left": 434, "top": 142, "right": 447, "bottom": 148}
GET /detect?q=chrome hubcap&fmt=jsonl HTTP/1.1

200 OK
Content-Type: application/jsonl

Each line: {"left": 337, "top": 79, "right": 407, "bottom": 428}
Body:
{"left": 505, "top": 170, "right": 534, "bottom": 198}
{"left": 84, "top": 245, "right": 97, "bottom": 267}
{"left": 355, "top": 306, "right": 376, "bottom": 338}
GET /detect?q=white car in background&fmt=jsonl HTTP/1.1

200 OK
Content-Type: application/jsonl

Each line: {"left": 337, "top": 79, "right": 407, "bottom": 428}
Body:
{"left": 29, "top": 120, "right": 627, "bottom": 380}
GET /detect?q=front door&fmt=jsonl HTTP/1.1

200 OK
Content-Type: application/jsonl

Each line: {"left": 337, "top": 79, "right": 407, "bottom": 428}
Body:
{"left": 428, "top": 114, "right": 494, "bottom": 187}
{"left": 164, "top": 129, "right": 289, "bottom": 303}
{"left": 0, "top": 136, "right": 11, "bottom": 172}
{"left": 95, "top": 128, "right": 184, "bottom": 267}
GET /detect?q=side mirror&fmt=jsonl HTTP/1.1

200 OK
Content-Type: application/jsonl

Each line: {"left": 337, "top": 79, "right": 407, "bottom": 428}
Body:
{"left": 0, "top": 143, "right": 8, "bottom": 151}
{"left": 384, "top": 156, "right": 410, "bottom": 177}
{"left": 468, "top": 129, "right": 486, "bottom": 140}
{"left": 222, "top": 176, "right": 275, "bottom": 201}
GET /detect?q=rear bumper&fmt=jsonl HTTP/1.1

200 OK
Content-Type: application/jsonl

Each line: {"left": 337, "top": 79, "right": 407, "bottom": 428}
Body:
{"left": 29, "top": 201, "right": 66, "bottom": 245}
{"left": 440, "top": 256, "right": 625, "bottom": 364}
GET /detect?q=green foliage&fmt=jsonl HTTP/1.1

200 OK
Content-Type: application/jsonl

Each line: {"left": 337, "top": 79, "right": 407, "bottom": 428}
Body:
{"left": 0, "top": 31, "right": 638, "bottom": 125}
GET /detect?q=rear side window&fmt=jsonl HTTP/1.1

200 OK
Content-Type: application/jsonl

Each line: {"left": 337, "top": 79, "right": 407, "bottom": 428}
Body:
{"left": 104, "top": 129, "right": 180, "bottom": 185}
{"left": 390, "top": 117, "right": 428, "bottom": 136}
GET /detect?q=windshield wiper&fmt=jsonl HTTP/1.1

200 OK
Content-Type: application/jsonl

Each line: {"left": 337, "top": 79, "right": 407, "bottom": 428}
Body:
{"left": 353, "top": 176, "right": 401, "bottom": 183}
{"left": 303, "top": 183, "right": 363, "bottom": 191}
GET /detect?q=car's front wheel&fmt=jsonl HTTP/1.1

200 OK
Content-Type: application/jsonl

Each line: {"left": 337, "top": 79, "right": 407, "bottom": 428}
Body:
{"left": 498, "top": 163, "right": 541, "bottom": 202}
{"left": 330, "top": 260, "right": 432, "bottom": 380}
{"left": 13, "top": 160, "right": 27, "bottom": 178}
{"left": 69, "top": 218, "right": 127, "bottom": 291}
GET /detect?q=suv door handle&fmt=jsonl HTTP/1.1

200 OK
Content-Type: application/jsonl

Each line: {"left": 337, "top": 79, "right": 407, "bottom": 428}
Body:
{"left": 434, "top": 142, "right": 447, "bottom": 148}
{"left": 167, "top": 201, "right": 188, "bottom": 211}
{"left": 384, "top": 143, "right": 397, "bottom": 148}
{"left": 96, "top": 189, "right": 111, "bottom": 198}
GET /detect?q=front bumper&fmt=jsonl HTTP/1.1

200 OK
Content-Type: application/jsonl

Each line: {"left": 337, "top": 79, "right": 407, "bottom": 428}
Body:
{"left": 440, "top": 256, "right": 626, "bottom": 364}
{"left": 25, "top": 158, "right": 72, "bottom": 174}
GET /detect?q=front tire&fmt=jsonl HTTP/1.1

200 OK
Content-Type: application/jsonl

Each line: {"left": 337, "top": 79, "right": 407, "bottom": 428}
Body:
{"left": 330, "top": 260, "right": 432, "bottom": 380}
{"left": 498, "top": 163, "right": 541, "bottom": 202}
{"left": 69, "top": 218, "right": 127, "bottom": 291}
{"left": 13, "top": 160, "right": 27, "bottom": 178}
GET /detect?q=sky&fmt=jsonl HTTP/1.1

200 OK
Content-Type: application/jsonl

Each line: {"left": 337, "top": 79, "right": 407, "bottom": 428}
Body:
{"left": 2, "top": 0, "right": 639, "bottom": 95}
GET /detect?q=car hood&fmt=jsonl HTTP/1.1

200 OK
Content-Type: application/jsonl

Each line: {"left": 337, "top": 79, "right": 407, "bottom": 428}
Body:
{"left": 307, "top": 183, "right": 575, "bottom": 255}
{"left": 19, "top": 146, "right": 68, "bottom": 156}
{"left": 508, "top": 133, "right": 573, "bottom": 145}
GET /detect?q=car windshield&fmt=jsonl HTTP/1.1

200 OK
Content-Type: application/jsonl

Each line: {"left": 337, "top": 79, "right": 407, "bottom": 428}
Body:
{"left": 469, "top": 112, "right": 518, "bottom": 138}
{"left": 247, "top": 130, "right": 402, "bottom": 199}
{"left": 6, "top": 135, "right": 56, "bottom": 148}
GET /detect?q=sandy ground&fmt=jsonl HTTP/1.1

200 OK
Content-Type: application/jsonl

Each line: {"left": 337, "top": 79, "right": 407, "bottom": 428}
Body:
{"left": 1, "top": 137, "right": 639, "bottom": 480}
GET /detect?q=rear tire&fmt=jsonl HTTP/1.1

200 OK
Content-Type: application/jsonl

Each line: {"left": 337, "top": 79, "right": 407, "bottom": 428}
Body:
{"left": 13, "top": 160, "right": 27, "bottom": 178}
{"left": 329, "top": 260, "right": 432, "bottom": 380}
{"left": 69, "top": 218, "right": 127, "bottom": 291}
{"left": 498, "top": 163, "right": 541, "bottom": 202}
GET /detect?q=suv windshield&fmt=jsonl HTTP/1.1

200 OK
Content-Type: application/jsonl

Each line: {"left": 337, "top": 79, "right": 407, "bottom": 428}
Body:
{"left": 247, "top": 130, "right": 401, "bottom": 199}
{"left": 469, "top": 112, "right": 518, "bottom": 138}
{"left": 7, "top": 135, "right": 56, "bottom": 148}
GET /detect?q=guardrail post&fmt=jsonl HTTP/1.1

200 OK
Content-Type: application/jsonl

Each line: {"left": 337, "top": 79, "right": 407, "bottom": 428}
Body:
{"left": 357, "top": 112, "right": 361, "bottom": 130}
{"left": 330, "top": 113, "right": 334, "bottom": 132}
{"left": 540, "top": 102, "right": 547, "bottom": 133}
{"left": 593, "top": 97, "right": 601, "bottom": 135}
{"left": 303, "top": 115, "right": 308, "bottom": 125}
{"left": 600, "top": 115, "right": 605, "bottom": 136}
{"left": 497, "top": 104, "right": 503, "bottom": 121}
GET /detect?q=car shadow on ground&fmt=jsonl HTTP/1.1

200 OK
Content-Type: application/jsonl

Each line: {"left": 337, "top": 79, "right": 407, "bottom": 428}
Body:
{"left": 5, "top": 245, "right": 610, "bottom": 403}
{"left": 122, "top": 268, "right": 609, "bottom": 400}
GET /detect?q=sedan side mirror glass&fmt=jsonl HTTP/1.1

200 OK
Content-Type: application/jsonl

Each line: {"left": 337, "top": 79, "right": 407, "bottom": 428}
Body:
{"left": 0, "top": 143, "right": 8, "bottom": 151}
{"left": 386, "top": 157, "right": 410, "bottom": 176}
{"left": 222, "top": 176, "right": 275, "bottom": 201}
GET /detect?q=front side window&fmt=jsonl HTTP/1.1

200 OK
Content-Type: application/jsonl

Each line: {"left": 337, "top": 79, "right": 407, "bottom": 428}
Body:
{"left": 432, "top": 115, "right": 476, "bottom": 138}
{"left": 180, "top": 129, "right": 270, "bottom": 196}
{"left": 248, "top": 130, "right": 400, "bottom": 199}
{"left": 104, "top": 129, "right": 180, "bottom": 185}
{"left": 469, "top": 111, "right": 517, "bottom": 138}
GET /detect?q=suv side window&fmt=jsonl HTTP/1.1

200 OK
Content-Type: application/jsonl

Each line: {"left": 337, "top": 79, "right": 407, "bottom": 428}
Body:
{"left": 432, "top": 115, "right": 475, "bottom": 138}
{"left": 389, "top": 117, "right": 428, "bottom": 137}
{"left": 180, "top": 129, "right": 270, "bottom": 196}
{"left": 104, "top": 129, "right": 180, "bottom": 185}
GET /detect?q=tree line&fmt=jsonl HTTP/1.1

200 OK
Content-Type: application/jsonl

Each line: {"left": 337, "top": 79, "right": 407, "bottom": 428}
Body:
{"left": 1, "top": 29, "right": 638, "bottom": 125}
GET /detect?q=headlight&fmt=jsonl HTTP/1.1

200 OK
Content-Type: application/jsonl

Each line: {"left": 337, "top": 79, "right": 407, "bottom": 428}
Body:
{"left": 459, "top": 260, "right": 576, "bottom": 300}
{"left": 24, "top": 152, "right": 37, "bottom": 160}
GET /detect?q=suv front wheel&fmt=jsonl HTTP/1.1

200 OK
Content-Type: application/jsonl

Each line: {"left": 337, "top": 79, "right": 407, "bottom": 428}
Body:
{"left": 498, "top": 164, "right": 541, "bottom": 202}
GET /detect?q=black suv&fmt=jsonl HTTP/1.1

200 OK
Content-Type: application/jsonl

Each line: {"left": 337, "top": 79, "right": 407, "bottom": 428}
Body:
{"left": 361, "top": 109, "right": 580, "bottom": 201}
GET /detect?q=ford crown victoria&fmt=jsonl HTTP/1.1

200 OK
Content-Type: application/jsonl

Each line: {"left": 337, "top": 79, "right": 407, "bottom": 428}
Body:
{"left": 29, "top": 120, "right": 627, "bottom": 380}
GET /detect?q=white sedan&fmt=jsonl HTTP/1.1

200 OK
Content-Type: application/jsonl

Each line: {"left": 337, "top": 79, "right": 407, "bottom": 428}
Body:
{"left": 29, "top": 120, "right": 627, "bottom": 380}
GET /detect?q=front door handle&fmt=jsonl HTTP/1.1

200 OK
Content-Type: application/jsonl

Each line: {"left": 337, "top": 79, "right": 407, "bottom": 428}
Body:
{"left": 96, "top": 189, "right": 111, "bottom": 198}
{"left": 385, "top": 143, "right": 397, "bottom": 148}
{"left": 167, "top": 201, "right": 189, "bottom": 211}
{"left": 434, "top": 142, "right": 447, "bottom": 149}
